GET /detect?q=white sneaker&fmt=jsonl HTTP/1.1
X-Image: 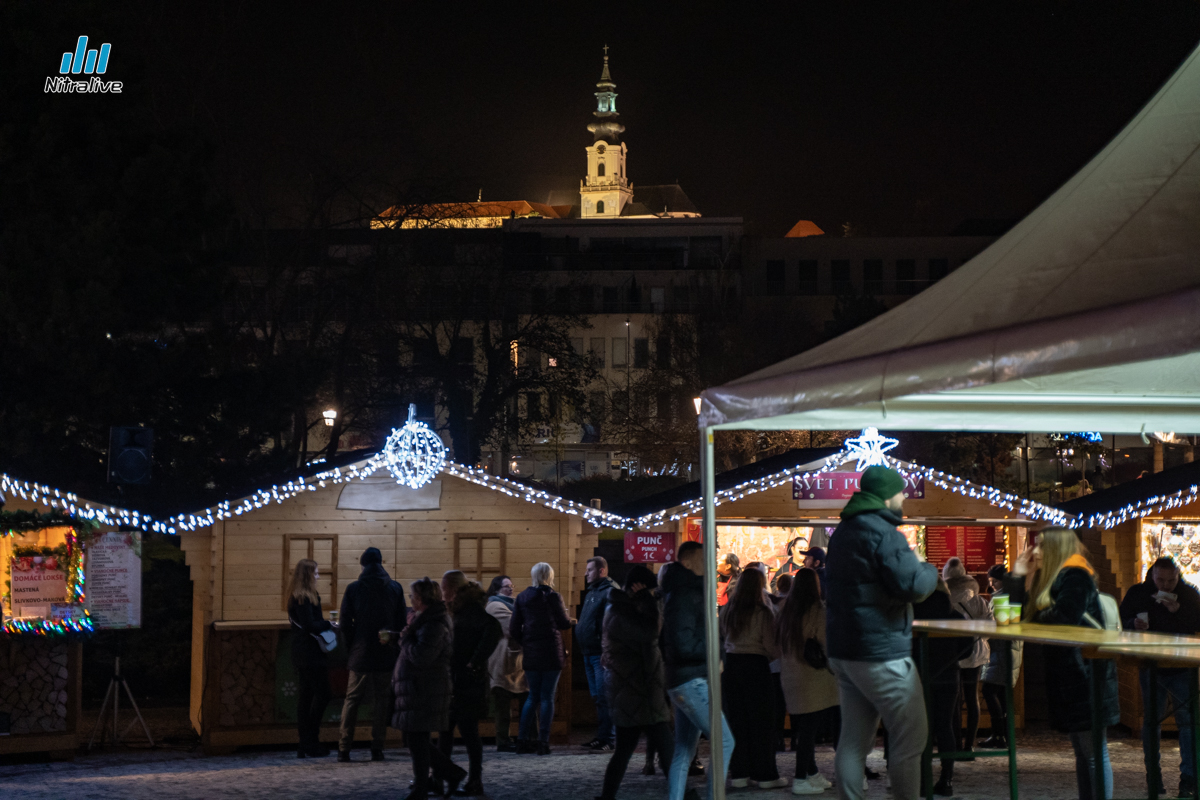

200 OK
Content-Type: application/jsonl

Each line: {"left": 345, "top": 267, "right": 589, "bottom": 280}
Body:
{"left": 730, "top": 777, "right": 750, "bottom": 789}
{"left": 792, "top": 777, "right": 824, "bottom": 795}
{"left": 863, "top": 776, "right": 870, "bottom": 792}
{"left": 806, "top": 773, "right": 833, "bottom": 790}
{"left": 757, "top": 778, "right": 790, "bottom": 789}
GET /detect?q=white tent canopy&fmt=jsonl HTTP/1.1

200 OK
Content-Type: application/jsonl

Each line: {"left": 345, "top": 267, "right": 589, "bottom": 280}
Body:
{"left": 701, "top": 41, "right": 1200, "bottom": 435}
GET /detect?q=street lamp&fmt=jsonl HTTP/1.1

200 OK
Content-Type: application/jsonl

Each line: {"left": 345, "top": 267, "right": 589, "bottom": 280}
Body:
{"left": 322, "top": 409, "right": 337, "bottom": 427}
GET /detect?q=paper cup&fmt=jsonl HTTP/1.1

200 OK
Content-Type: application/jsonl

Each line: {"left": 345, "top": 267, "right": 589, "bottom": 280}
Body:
{"left": 1008, "top": 603, "right": 1022, "bottom": 622}
{"left": 995, "top": 607, "right": 1010, "bottom": 626}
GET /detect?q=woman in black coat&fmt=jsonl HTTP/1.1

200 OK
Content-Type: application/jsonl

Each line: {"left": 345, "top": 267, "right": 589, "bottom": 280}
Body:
{"left": 509, "top": 561, "right": 573, "bottom": 753}
{"left": 286, "top": 559, "right": 333, "bottom": 758}
{"left": 598, "top": 565, "right": 674, "bottom": 800}
{"left": 391, "top": 578, "right": 467, "bottom": 800}
{"left": 438, "top": 572, "right": 503, "bottom": 797}
{"left": 1006, "top": 528, "right": 1120, "bottom": 800}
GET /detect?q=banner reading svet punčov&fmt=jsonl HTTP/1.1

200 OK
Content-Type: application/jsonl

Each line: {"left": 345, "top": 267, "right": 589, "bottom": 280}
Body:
{"left": 793, "top": 471, "right": 925, "bottom": 504}
{"left": 84, "top": 532, "right": 142, "bottom": 629}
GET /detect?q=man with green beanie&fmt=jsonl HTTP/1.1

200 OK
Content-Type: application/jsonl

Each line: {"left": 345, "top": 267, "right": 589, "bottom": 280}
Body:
{"left": 826, "top": 465, "right": 937, "bottom": 800}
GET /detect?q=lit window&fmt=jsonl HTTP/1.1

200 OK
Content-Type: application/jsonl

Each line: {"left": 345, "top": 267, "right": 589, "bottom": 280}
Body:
{"left": 510, "top": 340, "right": 519, "bottom": 369}
{"left": 547, "top": 357, "right": 558, "bottom": 367}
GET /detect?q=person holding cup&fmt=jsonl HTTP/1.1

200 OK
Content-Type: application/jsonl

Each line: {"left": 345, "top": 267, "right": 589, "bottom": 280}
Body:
{"left": 1118, "top": 556, "right": 1200, "bottom": 797}
{"left": 979, "top": 565, "right": 1022, "bottom": 749}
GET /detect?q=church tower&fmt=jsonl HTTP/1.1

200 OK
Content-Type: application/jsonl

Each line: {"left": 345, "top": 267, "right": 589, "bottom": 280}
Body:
{"left": 580, "top": 47, "right": 632, "bottom": 218}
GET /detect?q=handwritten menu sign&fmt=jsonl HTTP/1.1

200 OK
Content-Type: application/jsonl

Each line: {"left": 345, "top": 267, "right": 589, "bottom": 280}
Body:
{"left": 9, "top": 556, "right": 68, "bottom": 617}
{"left": 924, "top": 526, "right": 998, "bottom": 573}
{"left": 794, "top": 472, "right": 925, "bottom": 502}
{"left": 85, "top": 532, "right": 142, "bottom": 629}
{"left": 624, "top": 531, "right": 675, "bottom": 563}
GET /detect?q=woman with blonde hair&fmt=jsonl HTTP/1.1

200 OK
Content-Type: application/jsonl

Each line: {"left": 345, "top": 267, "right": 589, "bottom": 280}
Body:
{"left": 1006, "top": 528, "right": 1119, "bottom": 800}
{"left": 287, "top": 559, "right": 334, "bottom": 758}
{"left": 510, "top": 562, "right": 573, "bottom": 753}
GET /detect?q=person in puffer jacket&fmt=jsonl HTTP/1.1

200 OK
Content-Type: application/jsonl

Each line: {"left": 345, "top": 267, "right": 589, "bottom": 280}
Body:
{"left": 509, "top": 562, "right": 573, "bottom": 753}
{"left": 825, "top": 465, "right": 937, "bottom": 800}
{"left": 596, "top": 564, "right": 674, "bottom": 800}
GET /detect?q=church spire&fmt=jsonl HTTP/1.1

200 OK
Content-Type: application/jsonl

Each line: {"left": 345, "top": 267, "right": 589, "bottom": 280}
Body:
{"left": 588, "top": 45, "right": 624, "bottom": 144}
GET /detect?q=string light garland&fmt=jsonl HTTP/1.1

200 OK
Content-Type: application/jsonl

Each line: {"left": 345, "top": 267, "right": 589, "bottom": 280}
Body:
{"left": 1076, "top": 484, "right": 1200, "bottom": 530}
{"left": 369, "top": 404, "right": 447, "bottom": 489}
{"left": 2, "top": 611, "right": 94, "bottom": 637}
{"left": 2, "top": 514, "right": 93, "bottom": 639}
{"left": 0, "top": 428, "right": 1107, "bottom": 535}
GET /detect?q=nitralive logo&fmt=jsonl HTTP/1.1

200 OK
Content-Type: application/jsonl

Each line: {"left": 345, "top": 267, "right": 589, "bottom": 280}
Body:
{"left": 45, "top": 36, "right": 122, "bottom": 94}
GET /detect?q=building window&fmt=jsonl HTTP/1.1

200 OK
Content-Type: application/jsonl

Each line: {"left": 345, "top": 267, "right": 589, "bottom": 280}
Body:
{"left": 671, "top": 285, "right": 690, "bottom": 310}
{"left": 589, "top": 337, "right": 606, "bottom": 368}
{"left": 656, "top": 335, "right": 671, "bottom": 368}
{"left": 896, "top": 259, "right": 917, "bottom": 294}
{"left": 283, "top": 535, "right": 338, "bottom": 611}
{"left": 596, "top": 200, "right": 606, "bottom": 214}
{"left": 587, "top": 391, "right": 607, "bottom": 424}
{"left": 611, "top": 390, "right": 629, "bottom": 419}
{"left": 602, "top": 287, "right": 619, "bottom": 312}
{"left": 598, "top": 162, "right": 606, "bottom": 177}
{"left": 577, "top": 286, "right": 594, "bottom": 312}
{"left": 831, "top": 260, "right": 852, "bottom": 295}
{"left": 797, "top": 260, "right": 819, "bottom": 294}
{"left": 929, "top": 258, "right": 950, "bottom": 282}
{"left": 765, "top": 260, "right": 785, "bottom": 295}
{"left": 650, "top": 287, "right": 665, "bottom": 312}
{"left": 863, "top": 259, "right": 884, "bottom": 294}
{"left": 455, "top": 533, "right": 505, "bottom": 586}
{"left": 524, "top": 392, "right": 544, "bottom": 421}
{"left": 612, "top": 337, "right": 628, "bottom": 367}
{"left": 633, "top": 338, "right": 650, "bottom": 368}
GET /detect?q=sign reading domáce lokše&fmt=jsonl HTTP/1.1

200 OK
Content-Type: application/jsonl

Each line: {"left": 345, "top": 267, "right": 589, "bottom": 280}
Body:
{"left": 84, "top": 532, "right": 142, "bottom": 629}
{"left": 624, "top": 532, "right": 675, "bottom": 563}
{"left": 10, "top": 556, "right": 68, "bottom": 618}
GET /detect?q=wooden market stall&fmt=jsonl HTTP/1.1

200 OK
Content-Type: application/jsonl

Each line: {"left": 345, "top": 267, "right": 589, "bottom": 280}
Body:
{"left": 176, "top": 457, "right": 603, "bottom": 753}
{"left": 617, "top": 439, "right": 1073, "bottom": 730}
{"left": 0, "top": 488, "right": 98, "bottom": 758}
{"left": 1060, "top": 459, "right": 1200, "bottom": 733}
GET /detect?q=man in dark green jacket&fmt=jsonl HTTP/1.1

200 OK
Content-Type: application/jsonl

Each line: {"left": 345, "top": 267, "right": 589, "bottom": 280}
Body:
{"left": 826, "top": 465, "right": 937, "bottom": 800}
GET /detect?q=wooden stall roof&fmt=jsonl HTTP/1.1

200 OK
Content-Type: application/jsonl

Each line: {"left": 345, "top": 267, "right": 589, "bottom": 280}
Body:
{"left": 1059, "top": 459, "right": 1200, "bottom": 529}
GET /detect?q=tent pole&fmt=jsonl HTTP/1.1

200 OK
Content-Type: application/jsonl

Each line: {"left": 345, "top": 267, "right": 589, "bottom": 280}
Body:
{"left": 701, "top": 426, "right": 726, "bottom": 800}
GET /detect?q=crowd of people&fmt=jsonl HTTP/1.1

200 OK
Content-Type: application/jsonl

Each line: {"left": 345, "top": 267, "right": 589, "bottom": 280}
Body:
{"left": 284, "top": 465, "right": 1200, "bottom": 800}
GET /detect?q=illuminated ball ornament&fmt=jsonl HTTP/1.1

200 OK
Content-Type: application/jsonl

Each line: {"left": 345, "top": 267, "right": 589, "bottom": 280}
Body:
{"left": 844, "top": 427, "right": 899, "bottom": 471}
{"left": 381, "top": 404, "right": 447, "bottom": 489}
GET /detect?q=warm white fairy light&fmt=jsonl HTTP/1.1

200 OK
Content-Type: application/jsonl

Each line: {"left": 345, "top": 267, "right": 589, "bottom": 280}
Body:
{"left": 369, "top": 404, "right": 447, "bottom": 490}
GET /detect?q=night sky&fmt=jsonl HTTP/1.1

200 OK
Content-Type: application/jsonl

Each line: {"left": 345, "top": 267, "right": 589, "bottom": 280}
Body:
{"left": 36, "top": 1, "right": 1200, "bottom": 236}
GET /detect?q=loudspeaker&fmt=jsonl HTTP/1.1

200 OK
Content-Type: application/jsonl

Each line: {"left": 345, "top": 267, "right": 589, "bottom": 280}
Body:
{"left": 108, "top": 426, "right": 153, "bottom": 484}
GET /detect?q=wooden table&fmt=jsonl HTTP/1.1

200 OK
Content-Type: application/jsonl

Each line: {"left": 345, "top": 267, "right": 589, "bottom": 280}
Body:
{"left": 913, "top": 620, "right": 1200, "bottom": 800}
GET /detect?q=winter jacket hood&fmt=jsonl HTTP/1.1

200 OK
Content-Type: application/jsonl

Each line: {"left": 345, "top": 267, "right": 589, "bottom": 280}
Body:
{"left": 486, "top": 596, "right": 527, "bottom": 693}
{"left": 825, "top": 507, "right": 938, "bottom": 661}
{"left": 840, "top": 489, "right": 889, "bottom": 520}
{"left": 577, "top": 575, "right": 620, "bottom": 656}
{"left": 660, "top": 561, "right": 708, "bottom": 688}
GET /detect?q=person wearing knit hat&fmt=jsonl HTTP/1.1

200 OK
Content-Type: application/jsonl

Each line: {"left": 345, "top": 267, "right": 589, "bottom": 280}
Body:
{"left": 824, "top": 464, "right": 937, "bottom": 800}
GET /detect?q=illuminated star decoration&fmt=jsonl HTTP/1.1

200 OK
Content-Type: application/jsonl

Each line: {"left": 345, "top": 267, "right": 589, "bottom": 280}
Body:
{"left": 843, "top": 427, "right": 900, "bottom": 471}
{"left": 379, "top": 404, "right": 447, "bottom": 489}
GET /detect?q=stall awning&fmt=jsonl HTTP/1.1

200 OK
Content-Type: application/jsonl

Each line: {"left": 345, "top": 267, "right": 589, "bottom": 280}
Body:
{"left": 700, "top": 41, "right": 1200, "bottom": 435}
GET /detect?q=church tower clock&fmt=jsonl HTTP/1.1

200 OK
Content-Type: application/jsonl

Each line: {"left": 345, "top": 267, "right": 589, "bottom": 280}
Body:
{"left": 580, "top": 47, "right": 632, "bottom": 218}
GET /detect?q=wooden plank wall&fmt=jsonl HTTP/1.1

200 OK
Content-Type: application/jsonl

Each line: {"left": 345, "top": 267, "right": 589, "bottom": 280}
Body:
{"left": 191, "top": 475, "right": 591, "bottom": 622}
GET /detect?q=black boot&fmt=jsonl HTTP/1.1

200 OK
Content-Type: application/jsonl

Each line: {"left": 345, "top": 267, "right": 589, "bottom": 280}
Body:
{"left": 444, "top": 764, "right": 469, "bottom": 796}
{"left": 1181, "top": 774, "right": 1197, "bottom": 798}
{"left": 453, "top": 778, "right": 484, "bottom": 796}
{"left": 933, "top": 760, "right": 954, "bottom": 796}
{"left": 370, "top": 749, "right": 384, "bottom": 762}
{"left": 337, "top": 748, "right": 351, "bottom": 762}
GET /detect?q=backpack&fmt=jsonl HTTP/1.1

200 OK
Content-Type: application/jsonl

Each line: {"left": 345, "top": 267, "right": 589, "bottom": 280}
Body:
{"left": 1082, "top": 592, "right": 1121, "bottom": 632}
{"left": 954, "top": 599, "right": 991, "bottom": 667}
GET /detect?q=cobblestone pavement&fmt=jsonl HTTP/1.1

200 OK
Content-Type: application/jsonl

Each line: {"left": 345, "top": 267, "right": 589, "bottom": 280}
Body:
{"left": 0, "top": 728, "right": 1183, "bottom": 799}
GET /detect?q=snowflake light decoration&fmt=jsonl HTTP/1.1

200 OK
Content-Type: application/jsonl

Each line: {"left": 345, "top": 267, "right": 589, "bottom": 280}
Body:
{"left": 843, "top": 427, "right": 899, "bottom": 471}
{"left": 379, "top": 404, "right": 447, "bottom": 489}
